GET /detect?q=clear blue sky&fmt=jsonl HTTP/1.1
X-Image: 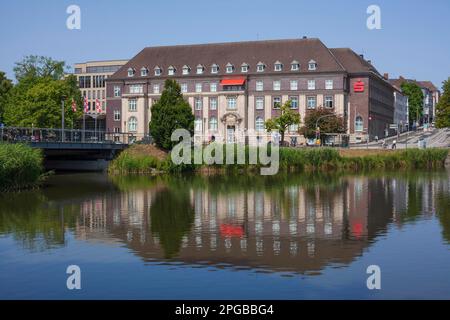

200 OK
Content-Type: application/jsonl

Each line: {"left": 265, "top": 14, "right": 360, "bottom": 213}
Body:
{"left": 0, "top": 0, "right": 449, "bottom": 88}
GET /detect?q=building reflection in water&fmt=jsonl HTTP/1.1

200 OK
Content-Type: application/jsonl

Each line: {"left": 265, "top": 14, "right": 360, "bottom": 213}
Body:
{"left": 67, "top": 173, "right": 450, "bottom": 274}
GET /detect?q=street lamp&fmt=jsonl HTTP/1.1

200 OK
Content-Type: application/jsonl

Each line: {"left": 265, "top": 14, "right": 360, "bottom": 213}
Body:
{"left": 61, "top": 95, "right": 66, "bottom": 142}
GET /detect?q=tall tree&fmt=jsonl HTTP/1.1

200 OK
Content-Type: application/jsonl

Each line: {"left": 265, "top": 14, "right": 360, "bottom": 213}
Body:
{"left": 401, "top": 82, "right": 424, "bottom": 125}
{"left": 0, "top": 71, "right": 13, "bottom": 123}
{"left": 149, "top": 79, "right": 194, "bottom": 150}
{"left": 300, "top": 108, "right": 345, "bottom": 139}
{"left": 264, "top": 101, "right": 301, "bottom": 145}
{"left": 435, "top": 77, "right": 450, "bottom": 128}
{"left": 13, "top": 55, "right": 66, "bottom": 81}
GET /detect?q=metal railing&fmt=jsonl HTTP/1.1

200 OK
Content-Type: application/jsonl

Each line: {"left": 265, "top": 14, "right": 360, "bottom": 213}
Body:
{"left": 0, "top": 126, "right": 138, "bottom": 145}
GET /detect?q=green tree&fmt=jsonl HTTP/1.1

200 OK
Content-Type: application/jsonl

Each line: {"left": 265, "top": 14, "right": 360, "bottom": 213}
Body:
{"left": 0, "top": 71, "right": 13, "bottom": 123}
{"left": 13, "top": 55, "right": 66, "bottom": 81}
{"left": 3, "top": 74, "right": 82, "bottom": 128}
{"left": 435, "top": 78, "right": 450, "bottom": 128}
{"left": 264, "top": 101, "right": 301, "bottom": 145}
{"left": 300, "top": 107, "right": 345, "bottom": 138}
{"left": 149, "top": 79, "right": 194, "bottom": 150}
{"left": 401, "top": 82, "right": 424, "bottom": 125}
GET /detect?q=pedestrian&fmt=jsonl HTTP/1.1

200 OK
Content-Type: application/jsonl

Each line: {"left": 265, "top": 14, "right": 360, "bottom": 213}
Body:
{"left": 392, "top": 139, "right": 397, "bottom": 150}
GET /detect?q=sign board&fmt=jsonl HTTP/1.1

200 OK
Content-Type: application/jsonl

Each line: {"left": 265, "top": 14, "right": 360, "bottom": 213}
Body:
{"left": 389, "top": 124, "right": 398, "bottom": 130}
{"left": 354, "top": 79, "right": 365, "bottom": 92}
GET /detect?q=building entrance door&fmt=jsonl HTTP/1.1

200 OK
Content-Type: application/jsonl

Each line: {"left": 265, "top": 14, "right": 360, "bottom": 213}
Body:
{"left": 226, "top": 126, "right": 235, "bottom": 144}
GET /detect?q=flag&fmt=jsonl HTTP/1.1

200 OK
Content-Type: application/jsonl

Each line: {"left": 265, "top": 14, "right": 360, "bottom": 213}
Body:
{"left": 84, "top": 96, "right": 89, "bottom": 113}
{"left": 71, "top": 98, "right": 77, "bottom": 112}
{"left": 95, "top": 99, "right": 102, "bottom": 113}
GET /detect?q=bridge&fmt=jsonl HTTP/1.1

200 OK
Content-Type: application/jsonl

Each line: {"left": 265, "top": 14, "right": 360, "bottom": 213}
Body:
{"left": 0, "top": 127, "right": 137, "bottom": 171}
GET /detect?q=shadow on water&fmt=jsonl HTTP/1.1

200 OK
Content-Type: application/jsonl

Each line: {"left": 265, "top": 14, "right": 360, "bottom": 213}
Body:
{"left": 0, "top": 170, "right": 449, "bottom": 274}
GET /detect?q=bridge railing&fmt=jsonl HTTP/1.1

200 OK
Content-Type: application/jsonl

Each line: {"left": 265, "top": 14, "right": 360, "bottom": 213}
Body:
{"left": 0, "top": 127, "right": 140, "bottom": 144}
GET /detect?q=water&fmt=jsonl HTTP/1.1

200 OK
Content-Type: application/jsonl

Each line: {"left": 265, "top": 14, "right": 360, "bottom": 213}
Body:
{"left": 0, "top": 171, "right": 449, "bottom": 299}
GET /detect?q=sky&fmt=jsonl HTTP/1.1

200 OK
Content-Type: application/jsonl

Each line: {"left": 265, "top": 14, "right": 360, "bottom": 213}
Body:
{"left": 0, "top": 0, "right": 449, "bottom": 88}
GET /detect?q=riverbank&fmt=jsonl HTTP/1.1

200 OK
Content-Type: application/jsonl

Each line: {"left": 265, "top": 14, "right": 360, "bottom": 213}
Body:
{"left": 108, "top": 144, "right": 449, "bottom": 175}
{"left": 0, "top": 143, "right": 45, "bottom": 192}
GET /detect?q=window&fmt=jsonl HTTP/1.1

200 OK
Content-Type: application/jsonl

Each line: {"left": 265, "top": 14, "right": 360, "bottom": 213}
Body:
{"left": 153, "top": 84, "right": 160, "bottom": 94}
{"left": 114, "top": 127, "right": 120, "bottom": 133}
{"left": 308, "top": 60, "right": 317, "bottom": 71}
{"left": 210, "top": 97, "right": 217, "bottom": 110}
{"left": 114, "top": 86, "right": 121, "bottom": 97}
{"left": 226, "top": 63, "right": 234, "bottom": 73}
{"left": 255, "top": 117, "right": 265, "bottom": 131}
{"left": 256, "top": 80, "right": 264, "bottom": 91}
{"left": 128, "top": 117, "right": 137, "bottom": 132}
{"left": 308, "top": 80, "right": 316, "bottom": 90}
{"left": 210, "top": 83, "right": 217, "bottom": 92}
{"left": 181, "top": 83, "right": 188, "bottom": 93}
{"left": 195, "top": 118, "right": 202, "bottom": 132}
{"left": 273, "top": 80, "right": 281, "bottom": 91}
{"left": 211, "top": 64, "right": 219, "bottom": 74}
{"left": 127, "top": 68, "right": 135, "bottom": 77}
{"left": 196, "top": 64, "right": 204, "bottom": 74}
{"left": 274, "top": 61, "right": 283, "bottom": 71}
{"left": 140, "top": 67, "right": 148, "bottom": 77}
{"left": 195, "top": 98, "right": 203, "bottom": 110}
{"left": 256, "top": 62, "right": 265, "bottom": 72}
{"left": 168, "top": 66, "right": 176, "bottom": 76}
{"left": 273, "top": 97, "right": 281, "bottom": 109}
{"left": 209, "top": 117, "right": 218, "bottom": 131}
{"left": 195, "top": 83, "right": 202, "bottom": 93}
{"left": 325, "top": 80, "right": 334, "bottom": 90}
{"left": 241, "top": 63, "right": 249, "bottom": 73}
{"left": 289, "top": 124, "right": 299, "bottom": 132}
{"left": 325, "top": 96, "right": 334, "bottom": 108}
{"left": 289, "top": 96, "right": 298, "bottom": 109}
{"left": 290, "top": 80, "right": 298, "bottom": 90}
{"left": 227, "top": 97, "right": 237, "bottom": 109}
{"left": 355, "top": 116, "right": 364, "bottom": 132}
{"left": 128, "top": 99, "right": 137, "bottom": 111}
{"left": 307, "top": 96, "right": 316, "bottom": 109}
{"left": 255, "top": 97, "right": 264, "bottom": 110}
{"left": 291, "top": 61, "right": 300, "bottom": 71}
{"left": 182, "top": 65, "right": 190, "bottom": 75}
{"left": 129, "top": 84, "right": 143, "bottom": 94}
{"left": 154, "top": 66, "right": 162, "bottom": 76}
{"left": 114, "top": 110, "right": 120, "bottom": 121}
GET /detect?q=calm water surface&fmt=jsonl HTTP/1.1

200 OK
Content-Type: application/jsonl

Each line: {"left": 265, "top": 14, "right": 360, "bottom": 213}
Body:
{"left": 0, "top": 171, "right": 449, "bottom": 299}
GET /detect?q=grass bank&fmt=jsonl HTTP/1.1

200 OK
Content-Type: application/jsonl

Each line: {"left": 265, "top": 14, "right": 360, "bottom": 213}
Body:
{"left": 0, "top": 143, "right": 45, "bottom": 192}
{"left": 109, "top": 144, "right": 449, "bottom": 175}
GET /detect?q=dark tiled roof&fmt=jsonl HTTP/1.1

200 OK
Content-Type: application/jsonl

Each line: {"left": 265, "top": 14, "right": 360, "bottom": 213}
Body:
{"left": 417, "top": 81, "right": 439, "bottom": 92}
{"left": 329, "top": 48, "right": 381, "bottom": 75}
{"left": 109, "top": 38, "right": 347, "bottom": 79}
{"left": 389, "top": 78, "right": 439, "bottom": 93}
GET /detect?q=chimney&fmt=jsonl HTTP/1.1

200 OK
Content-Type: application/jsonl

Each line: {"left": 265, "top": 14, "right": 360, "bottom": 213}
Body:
{"left": 302, "top": 36, "right": 307, "bottom": 39}
{"left": 383, "top": 73, "right": 389, "bottom": 80}
{"left": 359, "top": 54, "right": 364, "bottom": 59}
{"left": 367, "top": 60, "right": 372, "bottom": 64}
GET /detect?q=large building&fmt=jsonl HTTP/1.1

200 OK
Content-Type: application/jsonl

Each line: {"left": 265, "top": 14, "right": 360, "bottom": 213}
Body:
{"left": 388, "top": 78, "right": 409, "bottom": 133}
{"left": 74, "top": 60, "right": 128, "bottom": 130}
{"left": 106, "top": 38, "right": 395, "bottom": 144}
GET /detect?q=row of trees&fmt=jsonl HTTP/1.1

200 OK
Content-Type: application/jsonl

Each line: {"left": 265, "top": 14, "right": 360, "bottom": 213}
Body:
{"left": 149, "top": 80, "right": 345, "bottom": 149}
{"left": 0, "top": 56, "right": 82, "bottom": 128}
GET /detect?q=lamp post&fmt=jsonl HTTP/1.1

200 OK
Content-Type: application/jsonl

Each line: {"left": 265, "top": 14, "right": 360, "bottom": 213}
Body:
{"left": 61, "top": 96, "right": 66, "bottom": 142}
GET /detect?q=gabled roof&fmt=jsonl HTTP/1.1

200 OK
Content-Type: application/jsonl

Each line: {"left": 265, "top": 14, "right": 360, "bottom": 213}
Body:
{"left": 110, "top": 38, "right": 346, "bottom": 79}
{"left": 329, "top": 48, "right": 381, "bottom": 75}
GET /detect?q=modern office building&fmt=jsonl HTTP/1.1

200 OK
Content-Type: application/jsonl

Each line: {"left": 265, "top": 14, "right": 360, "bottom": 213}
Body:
{"left": 74, "top": 59, "right": 128, "bottom": 130}
{"left": 106, "top": 38, "right": 394, "bottom": 144}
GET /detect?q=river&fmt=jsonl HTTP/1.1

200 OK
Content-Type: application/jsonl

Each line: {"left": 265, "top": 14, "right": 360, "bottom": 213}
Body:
{"left": 0, "top": 171, "right": 449, "bottom": 299}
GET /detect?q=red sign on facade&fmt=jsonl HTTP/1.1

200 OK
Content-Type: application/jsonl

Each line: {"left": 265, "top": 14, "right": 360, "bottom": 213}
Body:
{"left": 354, "top": 79, "right": 365, "bottom": 92}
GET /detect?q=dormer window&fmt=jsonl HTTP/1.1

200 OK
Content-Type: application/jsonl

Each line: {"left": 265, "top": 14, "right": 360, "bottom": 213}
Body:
{"left": 140, "top": 67, "right": 148, "bottom": 77}
{"left": 274, "top": 61, "right": 283, "bottom": 71}
{"left": 291, "top": 60, "right": 300, "bottom": 71}
{"left": 127, "top": 68, "right": 135, "bottom": 77}
{"left": 256, "top": 62, "right": 265, "bottom": 72}
{"left": 168, "top": 65, "right": 176, "bottom": 76}
{"left": 154, "top": 66, "right": 162, "bottom": 76}
{"left": 182, "top": 65, "right": 190, "bottom": 75}
{"left": 196, "top": 64, "right": 204, "bottom": 74}
{"left": 226, "top": 63, "right": 234, "bottom": 73}
{"left": 308, "top": 60, "right": 317, "bottom": 71}
{"left": 211, "top": 64, "right": 219, "bottom": 74}
{"left": 241, "top": 63, "right": 249, "bottom": 73}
